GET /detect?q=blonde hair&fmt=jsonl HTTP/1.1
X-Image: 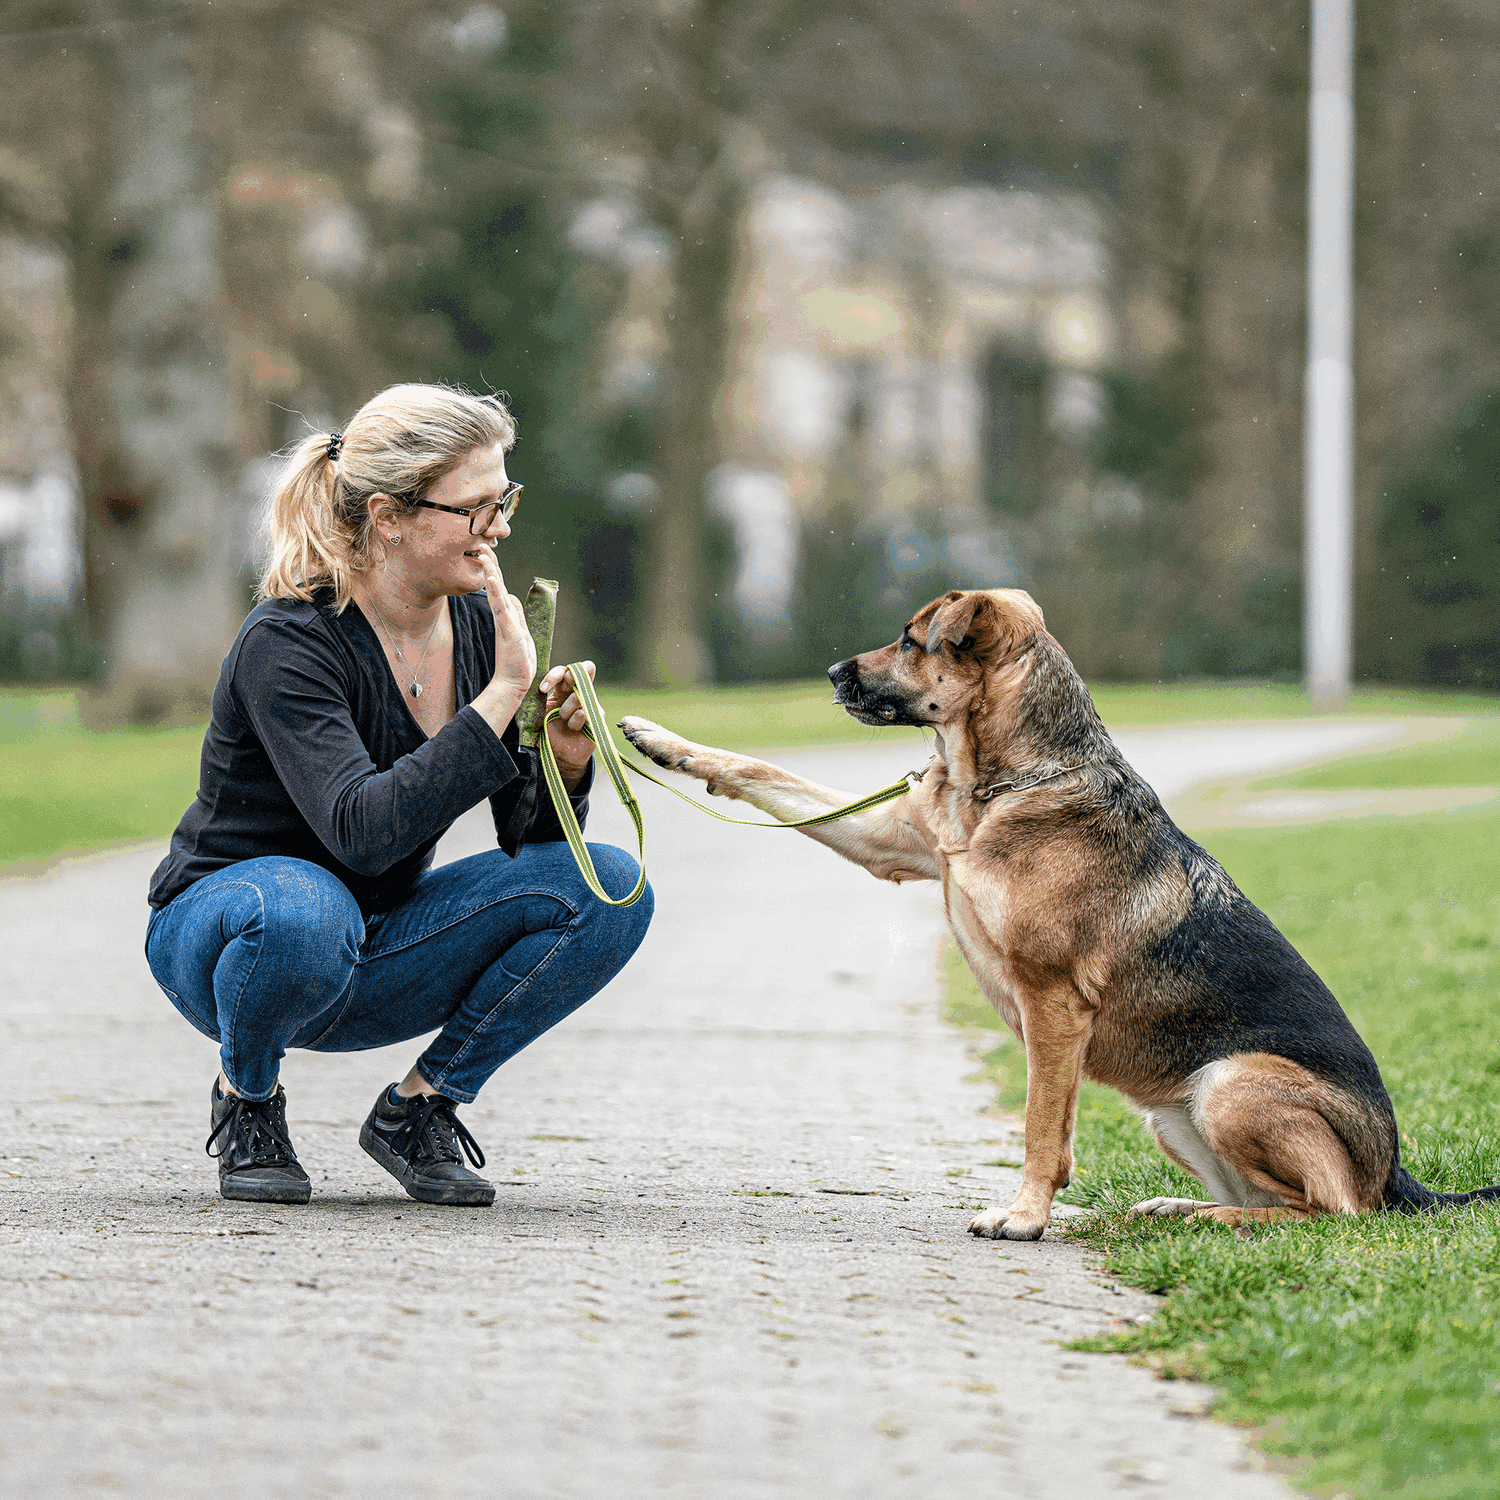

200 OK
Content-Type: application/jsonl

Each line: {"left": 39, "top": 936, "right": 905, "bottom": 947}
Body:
{"left": 258, "top": 383, "right": 516, "bottom": 610}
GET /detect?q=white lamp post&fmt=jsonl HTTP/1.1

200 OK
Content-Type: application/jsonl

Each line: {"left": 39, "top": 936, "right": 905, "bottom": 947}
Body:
{"left": 1304, "top": 0, "right": 1356, "bottom": 708}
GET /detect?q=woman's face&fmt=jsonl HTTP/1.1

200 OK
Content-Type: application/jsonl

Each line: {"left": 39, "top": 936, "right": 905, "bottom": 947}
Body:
{"left": 381, "top": 442, "right": 513, "bottom": 599}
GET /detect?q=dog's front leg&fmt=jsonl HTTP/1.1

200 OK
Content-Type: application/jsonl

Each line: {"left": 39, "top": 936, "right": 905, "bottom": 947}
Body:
{"left": 970, "top": 994, "right": 1093, "bottom": 1242}
{"left": 619, "top": 717, "right": 939, "bottom": 881}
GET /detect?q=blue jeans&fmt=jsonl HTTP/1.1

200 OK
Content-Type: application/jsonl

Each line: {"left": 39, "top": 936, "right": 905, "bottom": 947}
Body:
{"left": 144, "top": 843, "right": 653, "bottom": 1103}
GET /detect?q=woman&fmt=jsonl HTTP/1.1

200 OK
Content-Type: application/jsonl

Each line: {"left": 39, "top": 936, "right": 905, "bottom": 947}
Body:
{"left": 145, "top": 383, "right": 653, "bottom": 1207}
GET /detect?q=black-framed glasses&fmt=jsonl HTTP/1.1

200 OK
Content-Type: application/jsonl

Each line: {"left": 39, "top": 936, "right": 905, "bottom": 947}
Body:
{"left": 412, "top": 481, "right": 523, "bottom": 535}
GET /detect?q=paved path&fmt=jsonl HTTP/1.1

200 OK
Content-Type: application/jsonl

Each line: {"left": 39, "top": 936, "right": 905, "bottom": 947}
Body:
{"left": 0, "top": 717, "right": 1409, "bottom": 1498}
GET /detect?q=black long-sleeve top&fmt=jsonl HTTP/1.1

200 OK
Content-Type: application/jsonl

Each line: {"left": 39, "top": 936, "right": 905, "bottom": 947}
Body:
{"left": 148, "top": 589, "right": 590, "bottom": 915}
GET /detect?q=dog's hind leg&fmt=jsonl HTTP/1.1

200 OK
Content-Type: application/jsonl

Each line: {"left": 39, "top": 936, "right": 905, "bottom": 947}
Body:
{"left": 1130, "top": 1103, "right": 1256, "bottom": 1216}
{"left": 1192, "top": 1205, "right": 1310, "bottom": 1227}
{"left": 1190, "top": 1054, "right": 1391, "bottom": 1220}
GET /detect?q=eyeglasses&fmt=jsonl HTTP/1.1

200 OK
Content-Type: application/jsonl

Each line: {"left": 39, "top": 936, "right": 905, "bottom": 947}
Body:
{"left": 411, "top": 481, "right": 523, "bottom": 535}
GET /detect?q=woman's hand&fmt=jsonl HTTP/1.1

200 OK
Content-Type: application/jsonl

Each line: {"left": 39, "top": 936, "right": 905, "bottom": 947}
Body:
{"left": 540, "top": 661, "right": 597, "bottom": 788}
{"left": 478, "top": 549, "right": 537, "bottom": 695}
{"left": 467, "top": 548, "right": 535, "bottom": 739}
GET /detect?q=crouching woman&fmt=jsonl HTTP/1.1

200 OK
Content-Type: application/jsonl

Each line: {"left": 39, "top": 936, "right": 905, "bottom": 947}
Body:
{"left": 145, "top": 383, "right": 652, "bottom": 1206}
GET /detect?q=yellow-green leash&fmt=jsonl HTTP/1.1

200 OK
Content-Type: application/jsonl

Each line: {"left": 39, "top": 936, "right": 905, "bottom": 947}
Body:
{"left": 537, "top": 663, "right": 913, "bottom": 908}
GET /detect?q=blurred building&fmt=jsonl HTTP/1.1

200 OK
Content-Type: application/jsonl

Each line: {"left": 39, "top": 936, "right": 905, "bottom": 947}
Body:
{"left": 0, "top": 238, "right": 79, "bottom": 679}
{"left": 0, "top": 240, "right": 76, "bottom": 606}
{"left": 584, "top": 174, "right": 1115, "bottom": 659}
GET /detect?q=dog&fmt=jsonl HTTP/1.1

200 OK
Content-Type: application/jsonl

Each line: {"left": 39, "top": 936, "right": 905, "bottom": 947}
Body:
{"left": 620, "top": 587, "right": 1500, "bottom": 1241}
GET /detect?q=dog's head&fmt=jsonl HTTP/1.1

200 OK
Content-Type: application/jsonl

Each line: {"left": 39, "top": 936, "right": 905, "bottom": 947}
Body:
{"left": 827, "top": 588, "right": 1045, "bottom": 729}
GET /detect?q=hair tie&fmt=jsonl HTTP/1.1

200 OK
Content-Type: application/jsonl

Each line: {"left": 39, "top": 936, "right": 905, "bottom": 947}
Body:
{"left": 326, "top": 431, "right": 343, "bottom": 462}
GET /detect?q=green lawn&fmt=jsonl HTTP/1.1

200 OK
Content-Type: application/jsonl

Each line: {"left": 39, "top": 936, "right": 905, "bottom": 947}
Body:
{"left": 613, "top": 678, "right": 1500, "bottom": 740}
{"left": 4, "top": 676, "right": 1498, "bottom": 873}
{"left": 0, "top": 722, "right": 207, "bottom": 870}
{"left": 946, "top": 804, "right": 1500, "bottom": 1497}
{"left": 1257, "top": 715, "right": 1500, "bottom": 793}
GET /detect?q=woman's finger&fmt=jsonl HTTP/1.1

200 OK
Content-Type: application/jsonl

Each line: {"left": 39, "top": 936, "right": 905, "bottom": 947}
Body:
{"left": 475, "top": 546, "right": 506, "bottom": 598}
{"left": 540, "top": 660, "right": 597, "bottom": 697}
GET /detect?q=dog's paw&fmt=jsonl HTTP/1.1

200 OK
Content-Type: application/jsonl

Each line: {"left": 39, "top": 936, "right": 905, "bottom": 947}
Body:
{"left": 968, "top": 1206, "right": 1047, "bottom": 1242}
{"left": 1191, "top": 1205, "right": 1247, "bottom": 1227}
{"left": 618, "top": 717, "right": 698, "bottom": 775}
{"left": 1127, "top": 1197, "right": 1215, "bottom": 1219}
{"left": 1190, "top": 1204, "right": 1305, "bottom": 1228}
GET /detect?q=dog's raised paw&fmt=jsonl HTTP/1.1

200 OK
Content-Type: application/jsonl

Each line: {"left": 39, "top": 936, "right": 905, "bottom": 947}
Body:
{"left": 618, "top": 716, "right": 692, "bottom": 771}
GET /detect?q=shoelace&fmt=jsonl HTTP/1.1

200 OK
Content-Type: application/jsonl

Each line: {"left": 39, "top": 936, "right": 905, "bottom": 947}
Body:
{"left": 205, "top": 1092, "right": 298, "bottom": 1169}
{"left": 387, "top": 1095, "right": 486, "bottom": 1170}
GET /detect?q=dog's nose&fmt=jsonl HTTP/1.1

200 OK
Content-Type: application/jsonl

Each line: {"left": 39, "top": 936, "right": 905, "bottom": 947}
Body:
{"left": 828, "top": 658, "right": 854, "bottom": 687}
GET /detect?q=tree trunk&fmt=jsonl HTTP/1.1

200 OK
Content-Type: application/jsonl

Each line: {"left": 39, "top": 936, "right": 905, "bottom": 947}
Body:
{"left": 76, "top": 21, "right": 243, "bottom": 727}
{"left": 634, "top": 186, "right": 744, "bottom": 686}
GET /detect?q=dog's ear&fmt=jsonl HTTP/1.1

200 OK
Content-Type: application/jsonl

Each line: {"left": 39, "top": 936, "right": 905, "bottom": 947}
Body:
{"left": 926, "top": 591, "right": 982, "bottom": 654}
{"left": 925, "top": 589, "right": 1044, "bottom": 656}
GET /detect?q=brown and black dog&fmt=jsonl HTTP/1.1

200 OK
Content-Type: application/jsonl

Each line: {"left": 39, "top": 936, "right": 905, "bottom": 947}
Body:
{"left": 621, "top": 587, "right": 1500, "bottom": 1241}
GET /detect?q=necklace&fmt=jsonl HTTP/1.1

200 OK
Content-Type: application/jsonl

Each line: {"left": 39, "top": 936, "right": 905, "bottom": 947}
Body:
{"left": 366, "top": 596, "right": 444, "bottom": 699}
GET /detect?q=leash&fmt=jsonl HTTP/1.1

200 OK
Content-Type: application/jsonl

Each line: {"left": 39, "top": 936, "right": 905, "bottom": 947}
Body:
{"left": 536, "top": 664, "right": 915, "bottom": 908}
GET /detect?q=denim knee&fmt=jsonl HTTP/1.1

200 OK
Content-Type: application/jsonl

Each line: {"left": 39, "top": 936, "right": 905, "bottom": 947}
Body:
{"left": 579, "top": 842, "right": 654, "bottom": 944}
{"left": 231, "top": 860, "right": 363, "bottom": 1000}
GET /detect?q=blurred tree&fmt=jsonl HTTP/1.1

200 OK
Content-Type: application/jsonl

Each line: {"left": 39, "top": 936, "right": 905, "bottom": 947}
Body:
{"left": 0, "top": 0, "right": 432, "bottom": 724}
{"left": 1076, "top": 0, "right": 1310, "bottom": 679}
{"left": 560, "top": 0, "right": 763, "bottom": 686}
{"left": 560, "top": 0, "right": 1120, "bottom": 685}
{"left": 366, "top": 0, "right": 606, "bottom": 666}
{"left": 1352, "top": 0, "right": 1500, "bottom": 688}
{"left": 1366, "top": 391, "right": 1500, "bottom": 690}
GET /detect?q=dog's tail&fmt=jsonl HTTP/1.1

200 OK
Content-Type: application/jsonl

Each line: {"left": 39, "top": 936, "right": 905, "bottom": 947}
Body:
{"left": 1384, "top": 1162, "right": 1500, "bottom": 1213}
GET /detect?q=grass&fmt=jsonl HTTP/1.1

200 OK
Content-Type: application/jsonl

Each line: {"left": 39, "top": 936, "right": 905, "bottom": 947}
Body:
{"left": 1256, "top": 716, "right": 1500, "bottom": 794}
{"left": 945, "top": 803, "right": 1500, "bottom": 1498}
{"left": 605, "top": 677, "right": 1500, "bottom": 741}
{"left": 595, "top": 678, "right": 925, "bottom": 750}
{"left": 1083, "top": 681, "right": 1500, "bottom": 727}
{"left": 0, "top": 724, "right": 206, "bottom": 872}
{"left": 3, "top": 675, "right": 1497, "bottom": 873}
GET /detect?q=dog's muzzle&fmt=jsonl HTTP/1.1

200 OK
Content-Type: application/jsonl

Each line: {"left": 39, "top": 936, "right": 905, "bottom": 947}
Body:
{"left": 827, "top": 658, "right": 912, "bottom": 726}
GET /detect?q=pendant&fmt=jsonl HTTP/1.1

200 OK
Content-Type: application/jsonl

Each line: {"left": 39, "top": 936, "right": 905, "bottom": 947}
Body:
{"left": 410, "top": 682, "right": 422, "bottom": 698}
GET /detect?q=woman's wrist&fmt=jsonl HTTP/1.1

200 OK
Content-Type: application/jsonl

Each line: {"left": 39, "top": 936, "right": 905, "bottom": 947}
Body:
{"left": 558, "top": 759, "right": 591, "bottom": 794}
{"left": 470, "top": 679, "right": 528, "bottom": 739}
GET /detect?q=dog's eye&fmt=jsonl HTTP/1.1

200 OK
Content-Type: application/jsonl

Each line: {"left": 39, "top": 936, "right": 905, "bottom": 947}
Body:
{"left": 899, "top": 637, "right": 917, "bottom": 652}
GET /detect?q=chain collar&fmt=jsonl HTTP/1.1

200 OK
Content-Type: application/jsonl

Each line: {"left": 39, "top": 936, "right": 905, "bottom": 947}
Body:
{"left": 973, "top": 763, "right": 1086, "bottom": 801}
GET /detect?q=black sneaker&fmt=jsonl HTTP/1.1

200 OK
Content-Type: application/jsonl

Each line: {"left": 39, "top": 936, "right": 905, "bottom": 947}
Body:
{"left": 204, "top": 1080, "right": 312, "bottom": 1204}
{"left": 359, "top": 1086, "right": 496, "bottom": 1206}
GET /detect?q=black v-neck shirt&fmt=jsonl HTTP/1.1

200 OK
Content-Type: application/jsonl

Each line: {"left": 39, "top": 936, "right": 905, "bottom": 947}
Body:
{"left": 148, "top": 589, "right": 591, "bottom": 916}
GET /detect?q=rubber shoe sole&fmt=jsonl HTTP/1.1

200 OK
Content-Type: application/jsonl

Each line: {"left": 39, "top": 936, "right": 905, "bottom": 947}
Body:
{"left": 219, "top": 1170, "right": 311, "bottom": 1205}
{"left": 359, "top": 1119, "right": 497, "bottom": 1206}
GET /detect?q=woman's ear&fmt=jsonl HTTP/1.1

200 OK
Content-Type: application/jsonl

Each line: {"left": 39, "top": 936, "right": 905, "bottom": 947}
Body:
{"left": 367, "top": 492, "right": 399, "bottom": 540}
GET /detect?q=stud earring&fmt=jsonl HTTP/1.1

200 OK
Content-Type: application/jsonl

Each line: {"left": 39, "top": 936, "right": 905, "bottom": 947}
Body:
{"left": 388, "top": 534, "right": 401, "bottom": 545}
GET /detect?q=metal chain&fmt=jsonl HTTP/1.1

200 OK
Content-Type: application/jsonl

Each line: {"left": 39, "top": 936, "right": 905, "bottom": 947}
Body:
{"left": 366, "top": 597, "right": 444, "bottom": 699}
{"left": 973, "top": 764, "right": 1086, "bottom": 801}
